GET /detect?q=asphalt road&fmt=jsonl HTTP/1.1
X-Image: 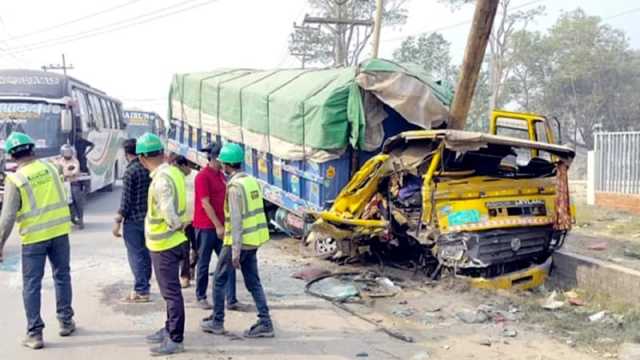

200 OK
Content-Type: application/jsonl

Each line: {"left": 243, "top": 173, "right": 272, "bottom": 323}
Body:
{"left": 0, "top": 186, "right": 433, "bottom": 360}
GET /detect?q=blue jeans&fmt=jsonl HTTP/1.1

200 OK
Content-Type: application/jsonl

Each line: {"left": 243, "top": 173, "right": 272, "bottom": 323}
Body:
{"left": 212, "top": 246, "right": 271, "bottom": 326}
{"left": 194, "top": 228, "right": 237, "bottom": 303}
{"left": 123, "top": 221, "right": 152, "bottom": 295}
{"left": 22, "top": 234, "right": 74, "bottom": 336}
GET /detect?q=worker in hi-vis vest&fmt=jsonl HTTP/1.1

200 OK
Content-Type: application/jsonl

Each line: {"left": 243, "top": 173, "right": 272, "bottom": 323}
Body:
{"left": 0, "top": 132, "right": 75, "bottom": 350}
{"left": 201, "top": 142, "right": 274, "bottom": 338}
{"left": 136, "top": 132, "right": 189, "bottom": 356}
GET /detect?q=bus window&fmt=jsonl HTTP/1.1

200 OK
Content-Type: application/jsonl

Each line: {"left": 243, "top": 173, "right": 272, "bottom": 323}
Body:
{"left": 72, "top": 89, "right": 90, "bottom": 131}
{"left": 114, "top": 103, "right": 125, "bottom": 129}
{"left": 101, "top": 98, "right": 114, "bottom": 129}
{"left": 88, "top": 94, "right": 106, "bottom": 129}
{"left": 109, "top": 102, "right": 120, "bottom": 129}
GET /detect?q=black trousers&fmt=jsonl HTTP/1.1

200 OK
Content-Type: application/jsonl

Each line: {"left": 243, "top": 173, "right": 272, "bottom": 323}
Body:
{"left": 150, "top": 243, "right": 187, "bottom": 343}
{"left": 179, "top": 225, "right": 195, "bottom": 280}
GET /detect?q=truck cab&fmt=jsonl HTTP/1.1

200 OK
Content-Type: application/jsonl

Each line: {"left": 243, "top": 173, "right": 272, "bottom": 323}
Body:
{"left": 308, "top": 124, "right": 574, "bottom": 289}
{"left": 490, "top": 110, "right": 560, "bottom": 146}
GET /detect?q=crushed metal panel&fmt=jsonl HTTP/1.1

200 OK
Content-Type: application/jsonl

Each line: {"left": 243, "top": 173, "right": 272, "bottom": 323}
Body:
{"left": 397, "top": 130, "right": 575, "bottom": 160}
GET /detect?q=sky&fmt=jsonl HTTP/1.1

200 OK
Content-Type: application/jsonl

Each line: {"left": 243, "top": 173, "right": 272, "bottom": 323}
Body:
{"left": 0, "top": 0, "right": 638, "bottom": 116}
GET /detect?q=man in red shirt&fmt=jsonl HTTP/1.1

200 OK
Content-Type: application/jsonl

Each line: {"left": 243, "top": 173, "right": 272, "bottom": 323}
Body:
{"left": 193, "top": 145, "right": 245, "bottom": 310}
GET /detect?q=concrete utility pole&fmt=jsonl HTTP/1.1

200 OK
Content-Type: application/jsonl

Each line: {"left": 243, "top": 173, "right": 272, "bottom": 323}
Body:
{"left": 42, "top": 54, "right": 74, "bottom": 76}
{"left": 448, "top": 0, "right": 499, "bottom": 130}
{"left": 291, "top": 23, "right": 320, "bottom": 69}
{"left": 371, "top": 0, "right": 384, "bottom": 59}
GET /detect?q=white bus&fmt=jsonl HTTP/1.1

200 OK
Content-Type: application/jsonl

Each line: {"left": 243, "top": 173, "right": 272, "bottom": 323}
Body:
{"left": 0, "top": 69, "right": 126, "bottom": 200}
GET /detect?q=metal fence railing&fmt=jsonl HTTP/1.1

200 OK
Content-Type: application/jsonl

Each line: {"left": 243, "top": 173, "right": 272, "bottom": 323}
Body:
{"left": 594, "top": 131, "right": 640, "bottom": 194}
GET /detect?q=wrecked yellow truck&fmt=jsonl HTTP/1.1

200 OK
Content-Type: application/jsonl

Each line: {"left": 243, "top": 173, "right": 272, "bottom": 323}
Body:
{"left": 308, "top": 129, "right": 574, "bottom": 288}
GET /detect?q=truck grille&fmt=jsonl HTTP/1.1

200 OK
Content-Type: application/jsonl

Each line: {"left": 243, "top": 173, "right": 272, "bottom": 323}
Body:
{"left": 471, "top": 227, "right": 551, "bottom": 265}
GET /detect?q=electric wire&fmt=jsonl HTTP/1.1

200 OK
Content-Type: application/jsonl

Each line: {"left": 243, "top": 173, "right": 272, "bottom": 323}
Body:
{"left": 3, "top": 0, "right": 220, "bottom": 55}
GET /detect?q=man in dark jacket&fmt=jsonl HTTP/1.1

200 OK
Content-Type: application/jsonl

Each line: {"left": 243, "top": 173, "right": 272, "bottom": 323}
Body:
{"left": 112, "top": 138, "right": 153, "bottom": 303}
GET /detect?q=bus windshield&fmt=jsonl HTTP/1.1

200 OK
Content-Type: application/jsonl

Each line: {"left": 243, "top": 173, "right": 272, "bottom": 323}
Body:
{"left": 126, "top": 124, "right": 152, "bottom": 139}
{"left": 0, "top": 101, "right": 63, "bottom": 151}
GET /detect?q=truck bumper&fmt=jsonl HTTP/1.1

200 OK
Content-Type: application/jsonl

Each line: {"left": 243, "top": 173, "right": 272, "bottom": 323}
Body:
{"left": 467, "top": 257, "right": 552, "bottom": 290}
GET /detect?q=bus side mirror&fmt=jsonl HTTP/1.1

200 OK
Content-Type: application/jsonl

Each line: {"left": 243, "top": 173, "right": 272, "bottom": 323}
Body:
{"left": 61, "top": 109, "right": 73, "bottom": 133}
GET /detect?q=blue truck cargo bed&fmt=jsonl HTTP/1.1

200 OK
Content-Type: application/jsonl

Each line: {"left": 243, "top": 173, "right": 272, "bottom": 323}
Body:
{"left": 167, "top": 105, "right": 420, "bottom": 217}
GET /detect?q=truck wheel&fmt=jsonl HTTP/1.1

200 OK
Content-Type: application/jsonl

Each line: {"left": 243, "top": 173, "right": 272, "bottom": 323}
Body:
{"left": 307, "top": 231, "right": 338, "bottom": 259}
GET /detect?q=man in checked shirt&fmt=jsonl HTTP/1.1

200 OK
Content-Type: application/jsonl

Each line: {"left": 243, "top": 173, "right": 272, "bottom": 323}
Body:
{"left": 113, "top": 138, "right": 153, "bottom": 303}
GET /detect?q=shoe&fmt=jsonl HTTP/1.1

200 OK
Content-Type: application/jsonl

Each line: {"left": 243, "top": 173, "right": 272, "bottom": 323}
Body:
{"left": 180, "top": 277, "right": 190, "bottom": 289}
{"left": 122, "top": 292, "right": 151, "bottom": 303}
{"left": 59, "top": 320, "right": 76, "bottom": 337}
{"left": 200, "top": 318, "right": 225, "bottom": 335}
{"left": 243, "top": 321, "right": 274, "bottom": 338}
{"left": 22, "top": 334, "right": 44, "bottom": 350}
{"left": 146, "top": 328, "right": 168, "bottom": 344}
{"left": 227, "top": 301, "right": 252, "bottom": 312}
{"left": 150, "top": 339, "right": 184, "bottom": 356}
{"left": 196, "top": 299, "right": 212, "bottom": 310}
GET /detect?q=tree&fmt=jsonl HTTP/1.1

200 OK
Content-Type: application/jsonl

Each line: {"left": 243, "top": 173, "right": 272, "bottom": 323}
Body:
{"left": 439, "top": 0, "right": 544, "bottom": 112}
{"left": 543, "top": 9, "right": 637, "bottom": 148}
{"left": 505, "top": 29, "right": 548, "bottom": 109}
{"left": 487, "top": 0, "right": 544, "bottom": 110}
{"left": 506, "top": 9, "right": 640, "bottom": 148}
{"left": 392, "top": 32, "right": 456, "bottom": 81}
{"left": 392, "top": 31, "right": 490, "bottom": 130}
{"left": 289, "top": 0, "right": 408, "bottom": 67}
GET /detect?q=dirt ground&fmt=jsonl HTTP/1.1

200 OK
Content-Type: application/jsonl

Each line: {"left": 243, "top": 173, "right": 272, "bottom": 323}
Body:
{"left": 1, "top": 186, "right": 637, "bottom": 359}
{"left": 273, "top": 238, "right": 630, "bottom": 360}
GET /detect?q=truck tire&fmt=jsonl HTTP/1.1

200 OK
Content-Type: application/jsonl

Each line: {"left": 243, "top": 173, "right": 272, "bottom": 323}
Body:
{"left": 306, "top": 231, "right": 339, "bottom": 259}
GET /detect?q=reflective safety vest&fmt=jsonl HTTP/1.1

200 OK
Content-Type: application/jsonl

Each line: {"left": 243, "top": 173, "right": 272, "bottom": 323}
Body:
{"left": 223, "top": 174, "right": 269, "bottom": 247}
{"left": 145, "top": 165, "right": 188, "bottom": 252}
{"left": 6, "top": 160, "right": 71, "bottom": 245}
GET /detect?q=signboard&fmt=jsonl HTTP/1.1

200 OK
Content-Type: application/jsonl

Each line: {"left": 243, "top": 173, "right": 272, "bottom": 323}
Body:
{"left": 0, "top": 70, "right": 66, "bottom": 99}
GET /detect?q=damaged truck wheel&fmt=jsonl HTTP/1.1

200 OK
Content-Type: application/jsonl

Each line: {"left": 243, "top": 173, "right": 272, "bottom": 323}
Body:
{"left": 306, "top": 230, "right": 339, "bottom": 259}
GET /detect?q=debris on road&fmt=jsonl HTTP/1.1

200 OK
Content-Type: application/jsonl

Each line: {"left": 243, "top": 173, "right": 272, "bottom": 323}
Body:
{"left": 392, "top": 306, "right": 416, "bottom": 318}
{"left": 587, "top": 242, "right": 608, "bottom": 251}
{"left": 410, "top": 351, "right": 431, "bottom": 360}
{"left": 479, "top": 339, "right": 492, "bottom": 347}
{"left": 564, "top": 290, "right": 586, "bottom": 307}
{"left": 596, "top": 338, "right": 616, "bottom": 345}
{"left": 305, "top": 272, "right": 415, "bottom": 343}
{"left": 291, "top": 266, "right": 331, "bottom": 281}
{"left": 541, "top": 291, "right": 565, "bottom": 310}
{"left": 568, "top": 297, "right": 586, "bottom": 307}
{"left": 456, "top": 309, "right": 490, "bottom": 324}
{"left": 588, "top": 311, "right": 607, "bottom": 322}
{"left": 623, "top": 247, "right": 640, "bottom": 260}
{"left": 356, "top": 352, "right": 369, "bottom": 357}
{"left": 502, "top": 329, "right": 518, "bottom": 338}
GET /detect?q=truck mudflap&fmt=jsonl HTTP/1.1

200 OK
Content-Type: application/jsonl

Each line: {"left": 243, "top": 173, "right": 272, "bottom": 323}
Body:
{"left": 466, "top": 257, "right": 552, "bottom": 290}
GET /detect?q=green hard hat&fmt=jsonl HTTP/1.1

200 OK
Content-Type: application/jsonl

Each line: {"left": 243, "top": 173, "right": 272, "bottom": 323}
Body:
{"left": 4, "top": 132, "right": 35, "bottom": 154}
{"left": 217, "top": 142, "right": 244, "bottom": 165}
{"left": 135, "top": 132, "right": 164, "bottom": 155}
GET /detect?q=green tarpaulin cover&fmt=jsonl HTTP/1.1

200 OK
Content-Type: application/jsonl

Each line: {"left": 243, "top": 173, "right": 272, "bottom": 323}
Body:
{"left": 169, "top": 59, "right": 453, "bottom": 161}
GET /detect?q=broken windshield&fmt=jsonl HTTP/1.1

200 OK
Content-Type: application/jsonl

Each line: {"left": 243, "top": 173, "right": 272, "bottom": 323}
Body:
{"left": 441, "top": 143, "right": 556, "bottom": 179}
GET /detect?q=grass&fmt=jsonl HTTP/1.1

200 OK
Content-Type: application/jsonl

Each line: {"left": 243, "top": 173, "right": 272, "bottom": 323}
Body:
{"left": 516, "top": 287, "right": 640, "bottom": 354}
{"left": 573, "top": 202, "right": 640, "bottom": 241}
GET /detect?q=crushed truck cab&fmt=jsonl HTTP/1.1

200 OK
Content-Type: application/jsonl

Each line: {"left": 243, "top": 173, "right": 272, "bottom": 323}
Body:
{"left": 309, "top": 129, "right": 575, "bottom": 282}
